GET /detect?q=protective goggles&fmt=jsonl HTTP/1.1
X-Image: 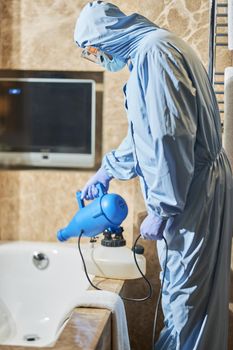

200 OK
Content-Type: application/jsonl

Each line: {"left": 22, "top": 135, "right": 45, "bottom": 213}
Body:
{"left": 81, "top": 46, "right": 103, "bottom": 64}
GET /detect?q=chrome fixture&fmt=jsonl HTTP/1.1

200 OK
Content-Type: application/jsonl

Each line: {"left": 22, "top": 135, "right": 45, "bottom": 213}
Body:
{"left": 208, "top": 0, "right": 228, "bottom": 131}
{"left": 32, "top": 252, "right": 49, "bottom": 270}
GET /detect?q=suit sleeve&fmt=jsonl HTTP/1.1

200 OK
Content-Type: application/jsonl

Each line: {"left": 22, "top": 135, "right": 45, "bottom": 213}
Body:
{"left": 102, "top": 127, "right": 138, "bottom": 180}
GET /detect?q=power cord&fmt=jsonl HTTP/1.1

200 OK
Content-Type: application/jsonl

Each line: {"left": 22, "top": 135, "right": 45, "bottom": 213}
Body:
{"left": 120, "top": 234, "right": 153, "bottom": 302}
{"left": 152, "top": 237, "right": 168, "bottom": 349}
{"left": 77, "top": 231, "right": 152, "bottom": 302}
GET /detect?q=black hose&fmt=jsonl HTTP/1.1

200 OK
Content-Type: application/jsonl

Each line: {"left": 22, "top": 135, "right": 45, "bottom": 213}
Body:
{"left": 77, "top": 232, "right": 153, "bottom": 302}
{"left": 151, "top": 237, "right": 168, "bottom": 349}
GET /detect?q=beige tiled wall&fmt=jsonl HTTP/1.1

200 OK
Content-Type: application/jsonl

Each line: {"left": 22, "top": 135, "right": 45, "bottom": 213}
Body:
{"left": 0, "top": 0, "right": 210, "bottom": 243}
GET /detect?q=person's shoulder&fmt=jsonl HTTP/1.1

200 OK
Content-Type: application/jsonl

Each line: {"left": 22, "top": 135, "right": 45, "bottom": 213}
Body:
{"left": 140, "top": 29, "right": 173, "bottom": 50}
{"left": 137, "top": 29, "right": 186, "bottom": 67}
{"left": 135, "top": 31, "right": 169, "bottom": 67}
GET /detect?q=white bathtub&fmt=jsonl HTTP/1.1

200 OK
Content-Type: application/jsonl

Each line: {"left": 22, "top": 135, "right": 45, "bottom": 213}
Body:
{"left": 0, "top": 241, "right": 93, "bottom": 347}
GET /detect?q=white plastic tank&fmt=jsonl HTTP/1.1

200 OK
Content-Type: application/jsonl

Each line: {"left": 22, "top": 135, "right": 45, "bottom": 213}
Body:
{"left": 81, "top": 242, "right": 146, "bottom": 280}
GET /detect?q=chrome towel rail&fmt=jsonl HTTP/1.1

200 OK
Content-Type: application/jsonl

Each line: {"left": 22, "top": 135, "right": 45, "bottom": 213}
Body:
{"left": 208, "top": 0, "right": 228, "bottom": 130}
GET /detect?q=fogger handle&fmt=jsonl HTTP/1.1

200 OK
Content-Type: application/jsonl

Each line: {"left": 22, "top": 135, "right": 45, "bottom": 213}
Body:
{"left": 76, "top": 192, "right": 85, "bottom": 209}
{"left": 76, "top": 183, "right": 106, "bottom": 209}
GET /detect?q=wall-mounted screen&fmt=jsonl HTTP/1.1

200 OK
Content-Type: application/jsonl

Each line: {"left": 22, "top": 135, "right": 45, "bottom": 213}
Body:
{"left": 0, "top": 77, "right": 96, "bottom": 168}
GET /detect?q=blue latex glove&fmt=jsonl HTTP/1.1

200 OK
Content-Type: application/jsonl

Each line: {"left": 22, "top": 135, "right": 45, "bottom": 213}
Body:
{"left": 81, "top": 167, "right": 113, "bottom": 200}
{"left": 140, "top": 213, "right": 167, "bottom": 240}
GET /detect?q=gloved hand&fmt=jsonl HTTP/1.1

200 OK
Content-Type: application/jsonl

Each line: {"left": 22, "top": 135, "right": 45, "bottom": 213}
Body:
{"left": 81, "top": 167, "right": 113, "bottom": 200}
{"left": 140, "top": 213, "right": 167, "bottom": 240}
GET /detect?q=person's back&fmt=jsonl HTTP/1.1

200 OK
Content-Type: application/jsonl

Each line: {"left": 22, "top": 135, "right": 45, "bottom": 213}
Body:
{"left": 131, "top": 28, "right": 223, "bottom": 164}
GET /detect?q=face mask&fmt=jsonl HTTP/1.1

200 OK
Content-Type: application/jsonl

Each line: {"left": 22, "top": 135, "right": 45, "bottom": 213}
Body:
{"left": 99, "top": 52, "right": 126, "bottom": 72}
{"left": 81, "top": 46, "right": 126, "bottom": 72}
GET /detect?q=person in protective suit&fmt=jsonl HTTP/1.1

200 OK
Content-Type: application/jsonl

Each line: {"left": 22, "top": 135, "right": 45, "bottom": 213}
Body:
{"left": 74, "top": 1, "right": 233, "bottom": 349}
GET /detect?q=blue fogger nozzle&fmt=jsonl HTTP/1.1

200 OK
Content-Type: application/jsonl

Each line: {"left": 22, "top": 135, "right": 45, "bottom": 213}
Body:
{"left": 57, "top": 183, "right": 128, "bottom": 241}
